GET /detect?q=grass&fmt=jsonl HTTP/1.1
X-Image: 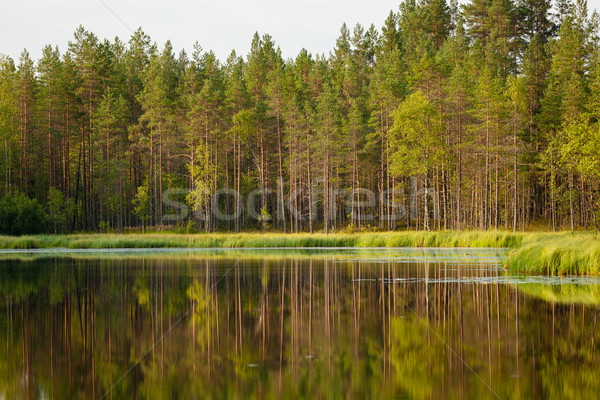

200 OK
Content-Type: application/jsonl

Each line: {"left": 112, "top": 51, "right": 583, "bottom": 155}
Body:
{"left": 0, "top": 231, "right": 524, "bottom": 250}
{"left": 0, "top": 230, "right": 599, "bottom": 275}
{"left": 505, "top": 232, "right": 600, "bottom": 275}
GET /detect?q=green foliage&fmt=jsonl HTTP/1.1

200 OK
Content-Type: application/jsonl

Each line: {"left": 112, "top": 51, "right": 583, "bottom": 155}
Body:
{"left": 0, "top": 192, "right": 46, "bottom": 235}
{"left": 0, "top": 4, "right": 599, "bottom": 235}
{"left": 132, "top": 183, "right": 150, "bottom": 229}
{"left": 98, "top": 221, "right": 110, "bottom": 233}
{"left": 389, "top": 91, "right": 445, "bottom": 177}
{"left": 506, "top": 233, "right": 600, "bottom": 275}
{"left": 258, "top": 206, "right": 271, "bottom": 231}
{"left": 47, "top": 187, "right": 75, "bottom": 233}
{"left": 0, "top": 230, "right": 598, "bottom": 275}
{"left": 558, "top": 116, "right": 600, "bottom": 181}
{"left": 0, "top": 230, "right": 522, "bottom": 249}
{"left": 186, "top": 143, "right": 216, "bottom": 218}
{"left": 185, "top": 220, "right": 197, "bottom": 234}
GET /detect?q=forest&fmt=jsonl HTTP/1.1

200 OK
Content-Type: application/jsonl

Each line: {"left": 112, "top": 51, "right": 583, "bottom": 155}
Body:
{"left": 0, "top": 0, "right": 599, "bottom": 234}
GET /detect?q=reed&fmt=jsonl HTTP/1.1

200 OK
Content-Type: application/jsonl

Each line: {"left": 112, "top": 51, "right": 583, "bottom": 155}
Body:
{"left": 505, "top": 232, "right": 600, "bottom": 275}
{"left": 1, "top": 230, "right": 599, "bottom": 275}
{"left": 0, "top": 231, "right": 524, "bottom": 250}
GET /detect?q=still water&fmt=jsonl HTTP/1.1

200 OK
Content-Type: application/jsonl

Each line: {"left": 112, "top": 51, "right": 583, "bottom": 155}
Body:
{"left": 0, "top": 248, "right": 599, "bottom": 399}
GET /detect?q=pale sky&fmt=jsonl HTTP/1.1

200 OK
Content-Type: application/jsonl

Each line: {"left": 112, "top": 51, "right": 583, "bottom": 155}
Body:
{"left": 0, "top": 0, "right": 400, "bottom": 62}
{"left": 1, "top": 0, "right": 599, "bottom": 63}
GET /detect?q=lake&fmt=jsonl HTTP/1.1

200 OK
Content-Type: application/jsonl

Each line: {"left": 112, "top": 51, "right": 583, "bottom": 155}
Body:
{"left": 0, "top": 248, "right": 599, "bottom": 399}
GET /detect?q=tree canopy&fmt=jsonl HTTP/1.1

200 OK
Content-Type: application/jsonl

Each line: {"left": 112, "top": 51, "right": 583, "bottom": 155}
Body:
{"left": 0, "top": 0, "right": 599, "bottom": 232}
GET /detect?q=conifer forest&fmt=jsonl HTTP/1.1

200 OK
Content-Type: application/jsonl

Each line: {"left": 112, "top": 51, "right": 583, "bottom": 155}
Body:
{"left": 1, "top": 0, "right": 599, "bottom": 234}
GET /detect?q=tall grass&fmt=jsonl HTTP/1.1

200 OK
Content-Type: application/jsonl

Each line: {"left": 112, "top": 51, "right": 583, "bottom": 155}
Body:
{"left": 505, "top": 233, "right": 600, "bottom": 275}
{"left": 0, "top": 230, "right": 599, "bottom": 275}
{"left": 353, "top": 231, "right": 523, "bottom": 248}
{"left": 0, "top": 231, "right": 524, "bottom": 250}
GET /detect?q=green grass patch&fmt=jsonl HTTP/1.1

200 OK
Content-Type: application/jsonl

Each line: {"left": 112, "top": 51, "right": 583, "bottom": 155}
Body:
{"left": 505, "top": 232, "right": 600, "bottom": 275}
{"left": 0, "top": 230, "right": 599, "bottom": 275}
{"left": 0, "top": 231, "right": 524, "bottom": 250}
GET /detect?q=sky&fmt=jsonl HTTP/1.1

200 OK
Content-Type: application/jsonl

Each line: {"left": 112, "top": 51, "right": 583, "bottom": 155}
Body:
{"left": 1, "top": 0, "right": 599, "bottom": 63}
{"left": 0, "top": 0, "right": 401, "bottom": 62}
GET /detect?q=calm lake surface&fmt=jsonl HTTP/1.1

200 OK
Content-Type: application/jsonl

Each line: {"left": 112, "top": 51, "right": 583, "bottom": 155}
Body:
{"left": 1, "top": 248, "right": 599, "bottom": 399}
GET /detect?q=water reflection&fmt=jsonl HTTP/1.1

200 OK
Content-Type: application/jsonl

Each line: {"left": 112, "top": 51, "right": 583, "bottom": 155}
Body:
{"left": 0, "top": 250, "right": 598, "bottom": 399}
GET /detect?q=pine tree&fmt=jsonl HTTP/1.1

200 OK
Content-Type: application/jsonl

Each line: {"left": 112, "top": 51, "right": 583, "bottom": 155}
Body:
{"left": 0, "top": 56, "right": 18, "bottom": 192}
{"left": 15, "top": 50, "right": 37, "bottom": 196}
{"left": 0, "top": 3, "right": 598, "bottom": 233}
{"left": 137, "top": 43, "right": 177, "bottom": 225}
{"left": 390, "top": 91, "right": 445, "bottom": 231}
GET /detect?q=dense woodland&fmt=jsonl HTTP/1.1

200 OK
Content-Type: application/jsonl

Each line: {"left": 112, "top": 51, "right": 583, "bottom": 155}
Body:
{"left": 1, "top": 0, "right": 600, "bottom": 233}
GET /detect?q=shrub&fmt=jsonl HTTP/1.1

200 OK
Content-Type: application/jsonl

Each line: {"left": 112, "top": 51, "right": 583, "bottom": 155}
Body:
{"left": 47, "top": 187, "right": 75, "bottom": 233}
{"left": 0, "top": 192, "right": 47, "bottom": 235}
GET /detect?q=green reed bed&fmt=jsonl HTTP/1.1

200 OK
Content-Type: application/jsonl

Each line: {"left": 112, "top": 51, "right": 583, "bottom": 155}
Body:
{"left": 1, "top": 230, "right": 599, "bottom": 275}
{"left": 505, "top": 233, "right": 600, "bottom": 275}
{"left": 0, "top": 231, "right": 524, "bottom": 250}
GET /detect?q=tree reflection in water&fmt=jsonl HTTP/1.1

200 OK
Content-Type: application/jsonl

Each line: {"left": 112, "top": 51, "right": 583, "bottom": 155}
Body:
{"left": 0, "top": 251, "right": 598, "bottom": 399}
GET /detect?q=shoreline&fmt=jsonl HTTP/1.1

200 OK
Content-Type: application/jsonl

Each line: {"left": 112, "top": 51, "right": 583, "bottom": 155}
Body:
{"left": 0, "top": 231, "right": 596, "bottom": 275}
